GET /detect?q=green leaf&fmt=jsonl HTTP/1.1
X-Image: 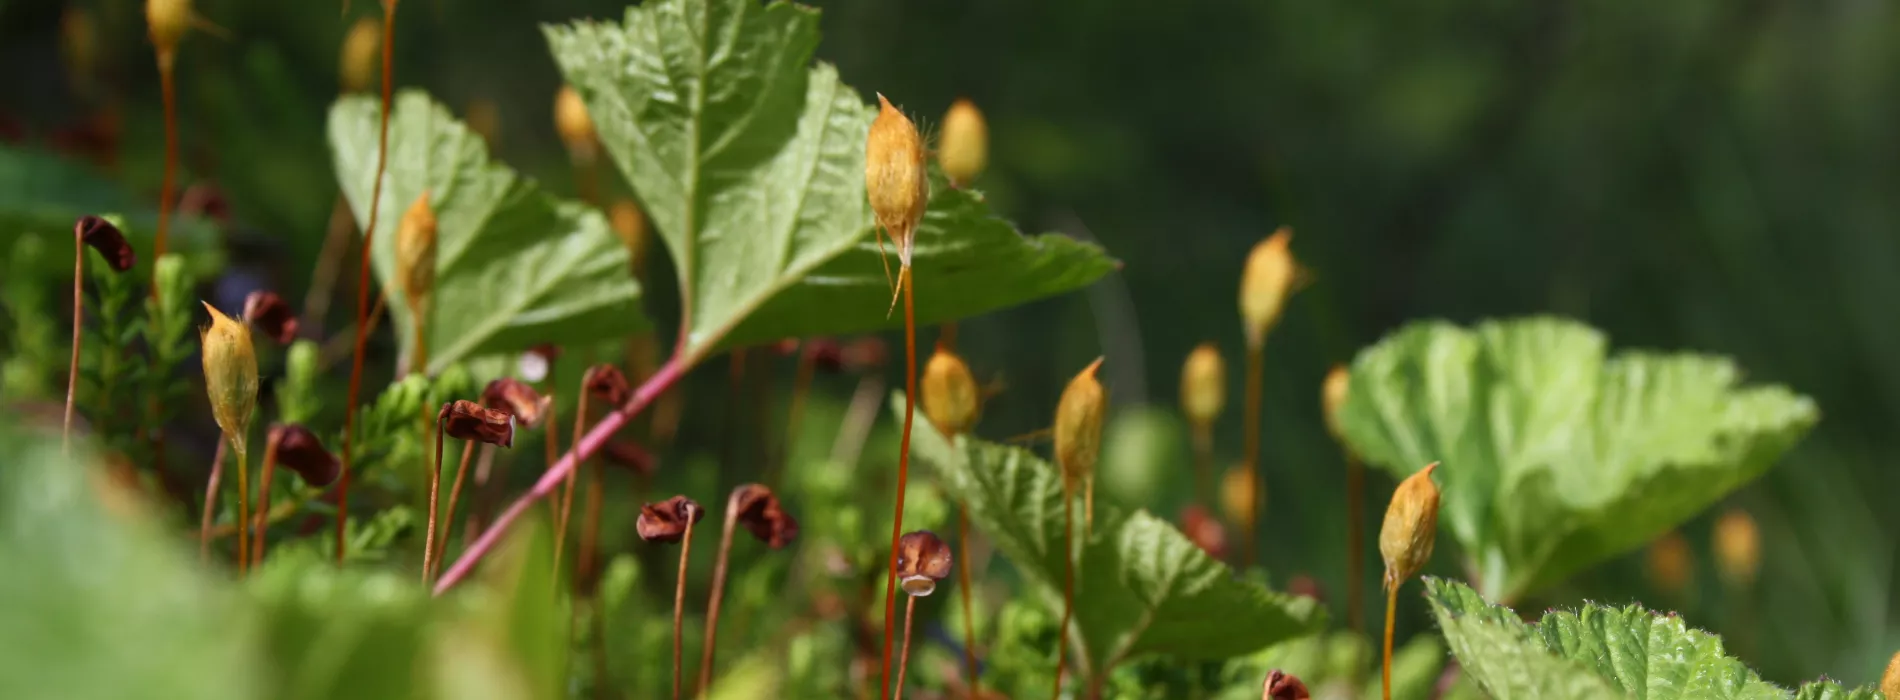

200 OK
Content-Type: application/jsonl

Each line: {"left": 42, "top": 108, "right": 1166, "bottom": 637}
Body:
{"left": 544, "top": 0, "right": 1117, "bottom": 360}
{"left": 1423, "top": 578, "right": 1877, "bottom": 700}
{"left": 246, "top": 550, "right": 435, "bottom": 700}
{"left": 0, "top": 428, "right": 258, "bottom": 700}
{"left": 901, "top": 394, "right": 1322, "bottom": 681}
{"left": 455, "top": 518, "right": 566, "bottom": 700}
{"left": 1336, "top": 317, "right": 1817, "bottom": 600}
{"left": 328, "top": 91, "right": 645, "bottom": 374}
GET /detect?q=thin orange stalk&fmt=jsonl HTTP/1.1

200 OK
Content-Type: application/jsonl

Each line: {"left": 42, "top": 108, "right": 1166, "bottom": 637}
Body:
{"left": 552, "top": 386, "right": 578, "bottom": 575}
{"left": 234, "top": 437, "right": 250, "bottom": 575}
{"left": 878, "top": 264, "right": 917, "bottom": 700}
{"left": 251, "top": 430, "right": 282, "bottom": 566}
{"left": 1382, "top": 584, "right": 1397, "bottom": 700}
{"left": 153, "top": 50, "right": 176, "bottom": 270}
{"left": 1240, "top": 342, "right": 1264, "bottom": 568}
{"left": 1052, "top": 486, "right": 1074, "bottom": 700}
{"left": 199, "top": 440, "right": 226, "bottom": 562}
{"left": 957, "top": 506, "right": 978, "bottom": 698}
{"left": 422, "top": 404, "right": 446, "bottom": 583}
{"left": 336, "top": 0, "right": 397, "bottom": 566}
{"left": 894, "top": 594, "right": 919, "bottom": 700}
{"left": 1191, "top": 422, "right": 1213, "bottom": 506}
{"left": 430, "top": 438, "right": 475, "bottom": 581}
{"left": 1346, "top": 453, "right": 1366, "bottom": 634}
{"left": 64, "top": 232, "right": 84, "bottom": 455}
{"left": 670, "top": 517, "right": 696, "bottom": 700}
{"left": 699, "top": 492, "right": 743, "bottom": 697}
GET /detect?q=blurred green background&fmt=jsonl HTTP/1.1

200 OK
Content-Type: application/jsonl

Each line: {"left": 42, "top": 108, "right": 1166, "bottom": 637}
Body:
{"left": 3, "top": 0, "right": 1896, "bottom": 688}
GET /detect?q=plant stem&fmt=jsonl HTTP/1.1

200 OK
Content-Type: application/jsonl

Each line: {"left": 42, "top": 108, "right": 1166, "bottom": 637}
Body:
{"left": 337, "top": 0, "right": 398, "bottom": 567}
{"left": 579, "top": 458, "right": 604, "bottom": 590}
{"left": 423, "top": 405, "right": 446, "bottom": 583}
{"left": 698, "top": 491, "right": 743, "bottom": 697}
{"left": 1346, "top": 453, "right": 1365, "bottom": 635}
{"left": 879, "top": 264, "right": 917, "bottom": 700}
{"left": 671, "top": 517, "right": 696, "bottom": 700}
{"left": 64, "top": 235, "right": 84, "bottom": 456}
{"left": 957, "top": 505, "right": 978, "bottom": 699}
{"left": 153, "top": 50, "right": 176, "bottom": 269}
{"left": 200, "top": 440, "right": 226, "bottom": 563}
{"left": 251, "top": 430, "right": 282, "bottom": 567}
{"left": 434, "top": 356, "right": 687, "bottom": 595}
{"left": 234, "top": 438, "right": 250, "bottom": 576}
{"left": 1053, "top": 486, "right": 1074, "bottom": 700}
{"left": 771, "top": 342, "right": 818, "bottom": 487}
{"left": 1382, "top": 583, "right": 1397, "bottom": 700}
{"left": 556, "top": 391, "right": 587, "bottom": 578}
{"left": 301, "top": 197, "right": 355, "bottom": 338}
{"left": 1241, "top": 340, "right": 1264, "bottom": 569}
{"left": 1191, "top": 421, "right": 1213, "bottom": 507}
{"left": 895, "top": 594, "right": 918, "bottom": 700}
{"left": 431, "top": 438, "right": 475, "bottom": 581}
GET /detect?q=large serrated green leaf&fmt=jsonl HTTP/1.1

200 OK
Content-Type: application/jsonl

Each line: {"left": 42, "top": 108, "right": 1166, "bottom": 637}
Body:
{"left": 328, "top": 91, "right": 645, "bottom": 374}
{"left": 1336, "top": 317, "right": 1817, "bottom": 600}
{"left": 901, "top": 394, "right": 1322, "bottom": 681}
{"left": 1424, "top": 578, "right": 1877, "bottom": 700}
{"left": 544, "top": 0, "right": 1116, "bottom": 359}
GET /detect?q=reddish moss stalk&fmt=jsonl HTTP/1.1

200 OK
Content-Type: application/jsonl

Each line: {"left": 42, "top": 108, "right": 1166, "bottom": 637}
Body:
{"left": 1052, "top": 488, "right": 1075, "bottom": 700}
{"left": 251, "top": 429, "right": 282, "bottom": 566}
{"left": 1382, "top": 585, "right": 1396, "bottom": 700}
{"left": 670, "top": 517, "right": 696, "bottom": 700}
{"left": 878, "top": 265, "right": 918, "bottom": 699}
{"left": 430, "top": 438, "right": 475, "bottom": 581}
{"left": 64, "top": 234, "right": 84, "bottom": 455}
{"left": 422, "top": 404, "right": 446, "bottom": 583}
{"left": 199, "top": 440, "right": 226, "bottom": 563}
{"left": 555, "top": 388, "right": 585, "bottom": 576}
{"left": 1346, "top": 453, "right": 1366, "bottom": 633}
{"left": 1241, "top": 343, "right": 1264, "bottom": 568}
{"left": 957, "top": 507, "right": 978, "bottom": 698}
{"left": 153, "top": 50, "right": 177, "bottom": 270}
{"left": 336, "top": 0, "right": 397, "bottom": 566}
{"left": 698, "top": 491, "right": 743, "bottom": 697}
{"left": 894, "top": 594, "right": 919, "bottom": 700}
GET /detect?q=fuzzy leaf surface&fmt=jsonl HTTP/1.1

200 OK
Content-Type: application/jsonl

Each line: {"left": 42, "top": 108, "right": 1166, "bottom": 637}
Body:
{"left": 902, "top": 394, "right": 1322, "bottom": 677}
{"left": 329, "top": 91, "right": 644, "bottom": 374}
{"left": 544, "top": 0, "right": 1116, "bottom": 359}
{"left": 1336, "top": 316, "right": 1817, "bottom": 599}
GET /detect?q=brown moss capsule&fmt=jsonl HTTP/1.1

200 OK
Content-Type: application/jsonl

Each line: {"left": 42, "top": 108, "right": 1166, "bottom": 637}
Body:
{"left": 583, "top": 364, "right": 631, "bottom": 406}
{"left": 1378, "top": 462, "right": 1440, "bottom": 591}
{"left": 272, "top": 424, "right": 339, "bottom": 487}
{"left": 1321, "top": 364, "right": 1350, "bottom": 441}
{"left": 637, "top": 495, "right": 706, "bottom": 544}
{"left": 1645, "top": 531, "right": 1693, "bottom": 595}
{"left": 1239, "top": 227, "right": 1305, "bottom": 348}
{"left": 921, "top": 347, "right": 980, "bottom": 438}
{"left": 732, "top": 484, "right": 798, "bottom": 549}
{"left": 242, "top": 290, "right": 298, "bottom": 345}
{"left": 339, "top": 17, "right": 380, "bottom": 93}
{"left": 481, "top": 378, "right": 551, "bottom": 429}
{"left": 395, "top": 191, "right": 437, "bottom": 317}
{"left": 864, "top": 93, "right": 928, "bottom": 262}
{"left": 442, "top": 400, "right": 515, "bottom": 448}
{"left": 610, "top": 199, "right": 648, "bottom": 273}
{"left": 1882, "top": 651, "right": 1900, "bottom": 700}
{"left": 200, "top": 302, "right": 258, "bottom": 451}
{"left": 1712, "top": 507, "right": 1760, "bottom": 587}
{"left": 1053, "top": 357, "right": 1107, "bottom": 489}
{"left": 1179, "top": 505, "right": 1226, "bottom": 560}
{"left": 1219, "top": 463, "right": 1256, "bottom": 527}
{"left": 77, "top": 215, "right": 134, "bottom": 272}
{"left": 938, "top": 98, "right": 988, "bottom": 187}
{"left": 554, "top": 85, "right": 597, "bottom": 162}
{"left": 1263, "top": 670, "right": 1311, "bottom": 700}
{"left": 895, "top": 530, "right": 953, "bottom": 596}
{"left": 1180, "top": 343, "right": 1225, "bottom": 428}
{"left": 146, "top": 0, "right": 192, "bottom": 54}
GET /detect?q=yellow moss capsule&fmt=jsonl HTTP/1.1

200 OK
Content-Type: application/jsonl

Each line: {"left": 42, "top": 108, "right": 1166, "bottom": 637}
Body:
{"left": 554, "top": 85, "right": 597, "bottom": 161}
{"left": 1645, "top": 531, "right": 1694, "bottom": 595}
{"left": 1321, "top": 364, "right": 1350, "bottom": 441}
{"left": 921, "top": 347, "right": 979, "bottom": 438}
{"left": 1219, "top": 463, "right": 1256, "bottom": 527}
{"left": 610, "top": 199, "right": 648, "bottom": 273}
{"left": 1379, "top": 462, "right": 1440, "bottom": 590}
{"left": 340, "top": 17, "right": 380, "bottom": 93}
{"left": 864, "top": 93, "right": 928, "bottom": 262}
{"left": 1239, "top": 227, "right": 1305, "bottom": 348}
{"left": 199, "top": 302, "right": 258, "bottom": 452}
{"left": 395, "top": 191, "right": 438, "bottom": 316}
{"left": 1053, "top": 357, "right": 1106, "bottom": 489}
{"left": 938, "top": 98, "right": 988, "bottom": 187}
{"left": 1712, "top": 508, "right": 1760, "bottom": 587}
{"left": 146, "top": 0, "right": 192, "bottom": 55}
{"left": 1881, "top": 651, "right": 1900, "bottom": 700}
{"left": 1180, "top": 343, "right": 1225, "bottom": 428}
{"left": 61, "top": 7, "right": 98, "bottom": 90}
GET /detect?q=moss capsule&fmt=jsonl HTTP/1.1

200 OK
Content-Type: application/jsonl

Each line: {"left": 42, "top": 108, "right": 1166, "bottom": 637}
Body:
{"left": 1378, "top": 462, "right": 1440, "bottom": 590}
